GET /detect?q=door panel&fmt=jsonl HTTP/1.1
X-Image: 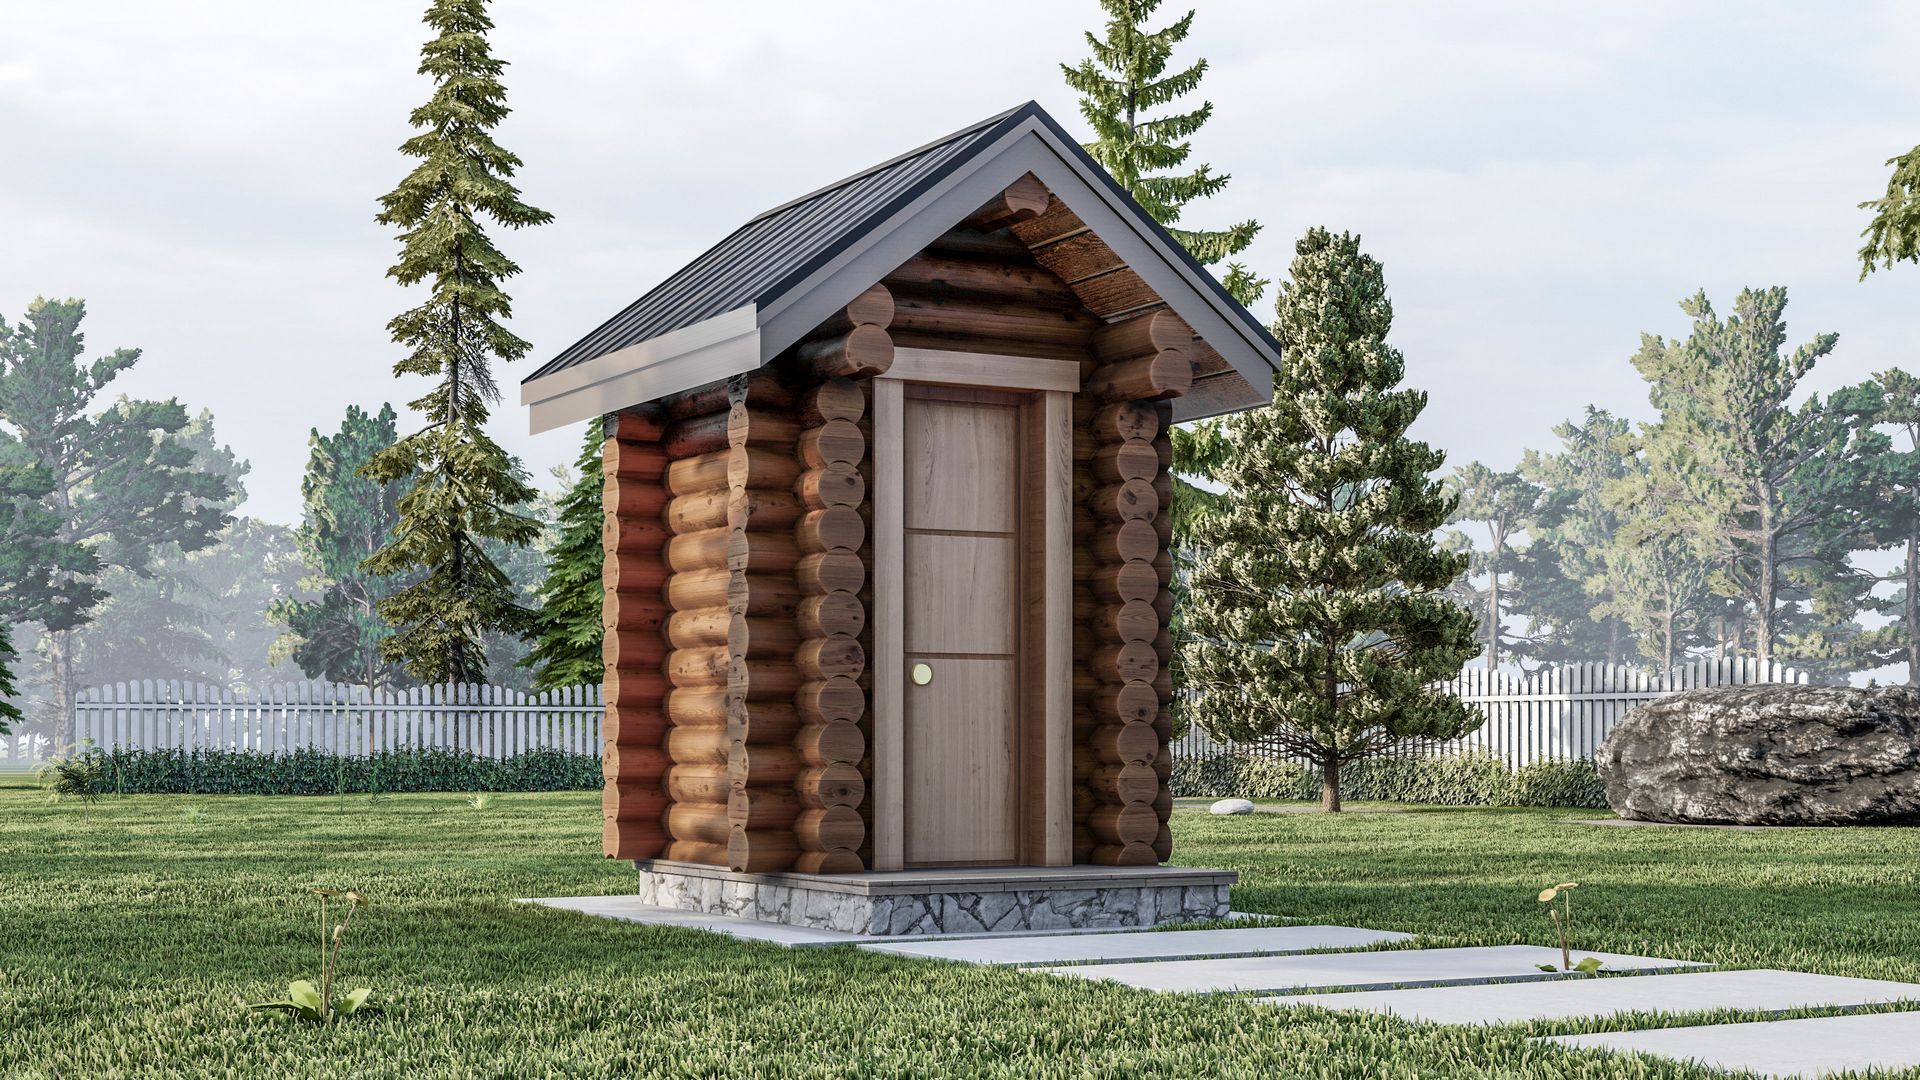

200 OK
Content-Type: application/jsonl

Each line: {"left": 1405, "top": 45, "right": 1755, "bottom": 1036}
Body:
{"left": 902, "top": 658, "right": 1017, "bottom": 866}
{"left": 903, "top": 533, "right": 1017, "bottom": 654}
{"left": 903, "top": 399, "right": 1018, "bottom": 533}
{"left": 901, "top": 390, "right": 1022, "bottom": 866}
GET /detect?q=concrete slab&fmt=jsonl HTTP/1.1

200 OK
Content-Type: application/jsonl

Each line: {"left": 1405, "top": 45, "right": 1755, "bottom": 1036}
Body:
{"left": 1276, "top": 969, "right": 1920, "bottom": 1026}
{"left": 1033, "top": 945, "right": 1703, "bottom": 995}
{"left": 519, "top": 896, "right": 863, "bottom": 947}
{"left": 1544, "top": 1009, "right": 1920, "bottom": 1078}
{"left": 861, "top": 924, "right": 1413, "bottom": 966}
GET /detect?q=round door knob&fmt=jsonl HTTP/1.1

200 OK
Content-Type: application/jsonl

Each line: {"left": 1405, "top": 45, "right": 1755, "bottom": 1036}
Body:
{"left": 910, "top": 663, "right": 933, "bottom": 686}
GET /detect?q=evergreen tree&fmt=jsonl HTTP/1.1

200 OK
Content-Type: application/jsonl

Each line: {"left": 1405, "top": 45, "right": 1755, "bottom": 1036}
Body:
{"left": 1833, "top": 369, "right": 1920, "bottom": 681}
{"left": 0, "top": 298, "right": 231, "bottom": 746}
{"left": 1630, "top": 289, "right": 1878, "bottom": 667}
{"left": 68, "top": 411, "right": 302, "bottom": 691}
{"left": 1063, "top": 0, "right": 1266, "bottom": 305}
{"left": 521, "top": 424, "right": 604, "bottom": 691}
{"left": 271, "top": 404, "right": 413, "bottom": 689}
{"left": 1514, "top": 410, "right": 1639, "bottom": 666}
{"left": 1443, "top": 462, "right": 1542, "bottom": 670}
{"left": 1179, "top": 228, "right": 1481, "bottom": 813}
{"left": 1859, "top": 143, "right": 1920, "bottom": 278}
{"left": 363, "top": 0, "right": 551, "bottom": 684}
{"left": 0, "top": 460, "right": 67, "bottom": 736}
{"left": 1591, "top": 428, "right": 1716, "bottom": 673}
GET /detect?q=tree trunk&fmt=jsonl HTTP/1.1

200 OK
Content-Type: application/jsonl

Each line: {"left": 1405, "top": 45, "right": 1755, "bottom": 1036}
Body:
{"left": 1907, "top": 525, "right": 1919, "bottom": 684}
{"left": 1755, "top": 499, "right": 1777, "bottom": 668}
{"left": 1486, "top": 568, "right": 1500, "bottom": 671}
{"left": 1661, "top": 604, "right": 1675, "bottom": 674}
{"left": 1319, "top": 756, "right": 1342, "bottom": 814}
{"left": 49, "top": 628, "right": 75, "bottom": 752}
{"left": 1607, "top": 619, "right": 1621, "bottom": 666}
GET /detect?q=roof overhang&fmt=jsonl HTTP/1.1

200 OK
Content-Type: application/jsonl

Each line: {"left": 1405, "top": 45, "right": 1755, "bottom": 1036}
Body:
{"left": 521, "top": 109, "right": 1279, "bottom": 434}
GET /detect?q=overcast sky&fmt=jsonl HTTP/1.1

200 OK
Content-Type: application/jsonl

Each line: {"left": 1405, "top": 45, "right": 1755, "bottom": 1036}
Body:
{"left": 3, "top": 0, "right": 1916, "bottom": 524}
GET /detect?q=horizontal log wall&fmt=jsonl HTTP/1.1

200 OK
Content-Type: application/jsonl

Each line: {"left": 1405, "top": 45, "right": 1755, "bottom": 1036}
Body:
{"left": 602, "top": 409, "right": 671, "bottom": 860}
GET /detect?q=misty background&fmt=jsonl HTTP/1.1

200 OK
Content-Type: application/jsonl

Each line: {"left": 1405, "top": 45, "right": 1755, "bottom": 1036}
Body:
{"left": 3, "top": 0, "right": 1918, "bottom": 716}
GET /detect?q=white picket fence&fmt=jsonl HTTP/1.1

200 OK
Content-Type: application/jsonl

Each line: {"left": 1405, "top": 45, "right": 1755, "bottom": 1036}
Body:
{"left": 1176, "top": 658, "right": 1810, "bottom": 769}
{"left": 66, "top": 680, "right": 604, "bottom": 759}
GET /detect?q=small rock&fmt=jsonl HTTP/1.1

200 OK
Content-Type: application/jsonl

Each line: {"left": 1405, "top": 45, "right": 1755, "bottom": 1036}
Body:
{"left": 1209, "top": 798, "right": 1255, "bottom": 815}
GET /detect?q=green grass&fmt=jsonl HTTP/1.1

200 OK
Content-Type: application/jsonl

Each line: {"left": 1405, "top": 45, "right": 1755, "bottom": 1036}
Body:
{"left": 4, "top": 783, "right": 1919, "bottom": 1079}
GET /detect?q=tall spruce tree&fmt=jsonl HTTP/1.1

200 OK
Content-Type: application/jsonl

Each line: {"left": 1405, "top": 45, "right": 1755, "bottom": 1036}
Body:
{"left": 271, "top": 404, "right": 413, "bottom": 689}
{"left": 0, "top": 298, "right": 231, "bottom": 746}
{"left": 1179, "top": 228, "right": 1481, "bottom": 812}
{"left": 363, "top": 0, "right": 551, "bottom": 684}
{"left": 1063, "top": 0, "right": 1266, "bottom": 306}
{"left": 521, "top": 425, "right": 604, "bottom": 691}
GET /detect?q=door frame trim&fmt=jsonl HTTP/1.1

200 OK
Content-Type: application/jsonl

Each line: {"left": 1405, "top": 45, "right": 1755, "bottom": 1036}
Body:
{"left": 870, "top": 354, "right": 1074, "bottom": 870}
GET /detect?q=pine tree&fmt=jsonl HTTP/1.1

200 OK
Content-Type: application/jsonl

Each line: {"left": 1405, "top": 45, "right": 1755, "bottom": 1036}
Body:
{"left": 0, "top": 460, "right": 65, "bottom": 736}
{"left": 1630, "top": 289, "right": 1878, "bottom": 667}
{"left": 1834, "top": 370, "right": 1920, "bottom": 681}
{"left": 1513, "top": 409, "right": 1639, "bottom": 667}
{"left": 1063, "top": 0, "right": 1266, "bottom": 306}
{"left": 363, "top": 0, "right": 552, "bottom": 685}
{"left": 1443, "top": 462, "right": 1543, "bottom": 671}
{"left": 0, "top": 297, "right": 232, "bottom": 746}
{"left": 1859, "top": 143, "right": 1920, "bottom": 278}
{"left": 521, "top": 424, "right": 604, "bottom": 691}
{"left": 1180, "top": 228, "right": 1481, "bottom": 812}
{"left": 271, "top": 404, "right": 414, "bottom": 689}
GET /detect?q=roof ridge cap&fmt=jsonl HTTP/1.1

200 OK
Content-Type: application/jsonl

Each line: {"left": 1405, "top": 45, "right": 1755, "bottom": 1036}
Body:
{"left": 743, "top": 101, "right": 1039, "bottom": 225}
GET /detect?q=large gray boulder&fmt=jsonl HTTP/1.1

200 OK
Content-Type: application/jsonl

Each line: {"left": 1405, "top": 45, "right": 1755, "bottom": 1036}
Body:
{"left": 1594, "top": 685, "right": 1920, "bottom": 826}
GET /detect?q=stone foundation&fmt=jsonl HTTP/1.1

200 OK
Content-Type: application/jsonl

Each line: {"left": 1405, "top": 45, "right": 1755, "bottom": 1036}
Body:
{"left": 632, "top": 861, "right": 1237, "bottom": 936}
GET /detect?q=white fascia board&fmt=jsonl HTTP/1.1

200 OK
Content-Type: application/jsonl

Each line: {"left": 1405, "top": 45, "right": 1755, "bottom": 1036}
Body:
{"left": 520, "top": 305, "right": 759, "bottom": 434}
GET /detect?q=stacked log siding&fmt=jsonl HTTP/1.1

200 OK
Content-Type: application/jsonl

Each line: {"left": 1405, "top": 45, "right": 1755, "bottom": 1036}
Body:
{"left": 603, "top": 194, "right": 1198, "bottom": 871}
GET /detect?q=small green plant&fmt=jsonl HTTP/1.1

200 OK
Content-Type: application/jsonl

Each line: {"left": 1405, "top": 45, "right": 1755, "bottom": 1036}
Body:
{"left": 1535, "top": 881, "right": 1602, "bottom": 973}
{"left": 250, "top": 888, "right": 373, "bottom": 1023}
{"left": 466, "top": 792, "right": 493, "bottom": 810}
{"left": 37, "top": 741, "right": 109, "bottom": 816}
{"left": 181, "top": 806, "right": 210, "bottom": 824}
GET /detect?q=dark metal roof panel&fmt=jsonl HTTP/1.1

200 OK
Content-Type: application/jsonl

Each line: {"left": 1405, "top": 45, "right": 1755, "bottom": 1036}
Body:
{"left": 529, "top": 105, "right": 1028, "bottom": 381}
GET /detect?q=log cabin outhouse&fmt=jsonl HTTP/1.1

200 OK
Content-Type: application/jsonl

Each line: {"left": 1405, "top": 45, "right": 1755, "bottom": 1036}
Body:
{"left": 520, "top": 102, "right": 1277, "bottom": 930}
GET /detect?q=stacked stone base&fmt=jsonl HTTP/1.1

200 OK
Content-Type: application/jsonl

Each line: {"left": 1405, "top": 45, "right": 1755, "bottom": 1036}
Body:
{"left": 634, "top": 861, "right": 1235, "bottom": 936}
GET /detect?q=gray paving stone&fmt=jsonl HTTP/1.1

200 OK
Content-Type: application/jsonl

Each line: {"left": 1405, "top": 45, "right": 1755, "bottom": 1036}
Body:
{"left": 1033, "top": 945, "right": 1702, "bottom": 994}
{"left": 861, "top": 924, "right": 1413, "bottom": 966}
{"left": 1544, "top": 1009, "right": 1920, "bottom": 1077}
{"left": 1272, "top": 969, "right": 1920, "bottom": 1025}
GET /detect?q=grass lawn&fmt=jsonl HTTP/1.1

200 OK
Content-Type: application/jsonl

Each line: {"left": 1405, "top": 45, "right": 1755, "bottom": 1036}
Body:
{"left": 5, "top": 782, "right": 1919, "bottom": 1078}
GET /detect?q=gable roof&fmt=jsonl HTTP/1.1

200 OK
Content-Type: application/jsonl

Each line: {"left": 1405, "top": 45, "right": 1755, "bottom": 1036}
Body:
{"left": 521, "top": 101, "right": 1282, "bottom": 433}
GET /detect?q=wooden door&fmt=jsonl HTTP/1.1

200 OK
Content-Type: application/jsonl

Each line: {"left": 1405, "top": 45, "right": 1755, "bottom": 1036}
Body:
{"left": 900, "top": 386, "right": 1023, "bottom": 866}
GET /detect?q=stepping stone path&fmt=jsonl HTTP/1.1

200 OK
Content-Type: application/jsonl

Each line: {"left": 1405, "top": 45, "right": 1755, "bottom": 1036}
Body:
{"left": 1031, "top": 944, "right": 1700, "bottom": 995}
{"left": 1281, "top": 968, "right": 1920, "bottom": 1026}
{"left": 860, "top": 924, "right": 1412, "bottom": 965}
{"left": 1546, "top": 1010, "right": 1920, "bottom": 1077}
{"left": 534, "top": 896, "right": 1920, "bottom": 1075}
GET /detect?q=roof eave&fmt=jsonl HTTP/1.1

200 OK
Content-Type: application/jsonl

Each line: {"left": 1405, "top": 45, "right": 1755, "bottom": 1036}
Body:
{"left": 520, "top": 305, "right": 759, "bottom": 435}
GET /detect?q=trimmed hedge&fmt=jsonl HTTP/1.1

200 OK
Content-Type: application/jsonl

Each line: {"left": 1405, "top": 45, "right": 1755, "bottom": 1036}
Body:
{"left": 90, "top": 747, "right": 601, "bottom": 796}
{"left": 1170, "top": 751, "right": 1607, "bottom": 809}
